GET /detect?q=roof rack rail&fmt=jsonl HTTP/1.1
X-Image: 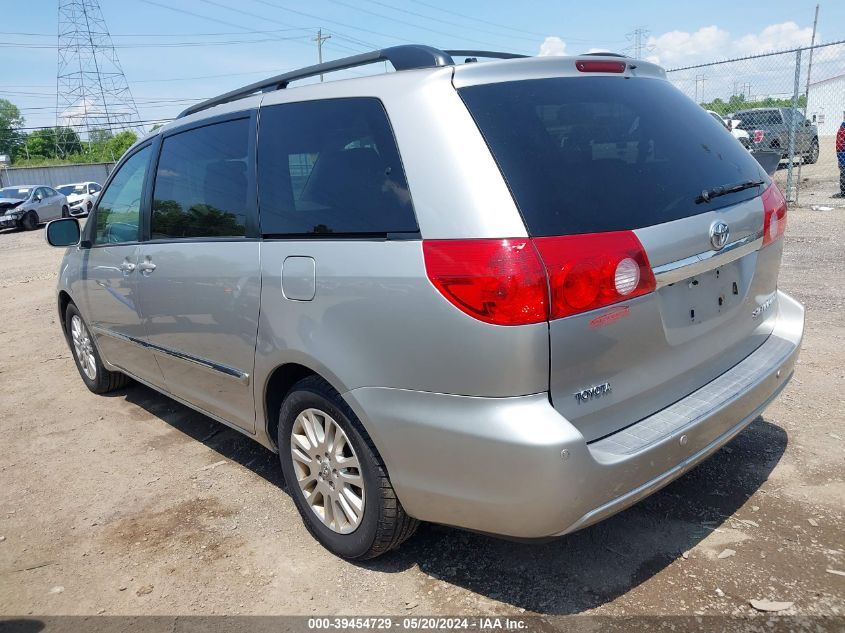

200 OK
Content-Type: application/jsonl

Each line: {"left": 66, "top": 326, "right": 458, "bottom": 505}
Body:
{"left": 444, "top": 50, "right": 528, "bottom": 61}
{"left": 178, "top": 44, "right": 455, "bottom": 119}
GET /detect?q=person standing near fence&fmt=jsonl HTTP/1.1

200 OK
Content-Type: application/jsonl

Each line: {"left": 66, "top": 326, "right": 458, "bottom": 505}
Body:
{"left": 836, "top": 113, "right": 845, "bottom": 199}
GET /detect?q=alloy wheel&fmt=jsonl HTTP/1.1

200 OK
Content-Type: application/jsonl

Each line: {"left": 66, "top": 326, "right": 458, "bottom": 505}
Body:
{"left": 290, "top": 408, "right": 365, "bottom": 534}
{"left": 70, "top": 314, "right": 97, "bottom": 381}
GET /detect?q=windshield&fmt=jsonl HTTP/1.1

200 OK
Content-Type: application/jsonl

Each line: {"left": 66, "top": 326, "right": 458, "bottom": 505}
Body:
{"left": 58, "top": 184, "right": 87, "bottom": 195}
{"left": 0, "top": 188, "right": 31, "bottom": 200}
{"left": 734, "top": 111, "right": 782, "bottom": 128}
{"left": 459, "top": 77, "right": 768, "bottom": 236}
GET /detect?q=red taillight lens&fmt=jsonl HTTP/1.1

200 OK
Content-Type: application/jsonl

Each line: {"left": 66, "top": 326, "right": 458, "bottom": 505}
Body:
{"left": 575, "top": 60, "right": 626, "bottom": 73}
{"left": 423, "top": 239, "right": 548, "bottom": 325}
{"left": 533, "top": 231, "right": 655, "bottom": 320}
{"left": 762, "top": 182, "right": 787, "bottom": 247}
{"left": 753, "top": 129, "right": 765, "bottom": 143}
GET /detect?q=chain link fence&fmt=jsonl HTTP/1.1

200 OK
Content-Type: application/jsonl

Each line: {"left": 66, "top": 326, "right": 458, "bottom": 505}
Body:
{"left": 666, "top": 40, "right": 845, "bottom": 207}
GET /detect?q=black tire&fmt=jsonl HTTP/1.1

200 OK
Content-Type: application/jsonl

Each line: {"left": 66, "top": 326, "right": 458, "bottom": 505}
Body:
{"left": 278, "top": 376, "right": 418, "bottom": 559}
{"left": 22, "top": 211, "right": 39, "bottom": 231}
{"left": 806, "top": 138, "right": 819, "bottom": 164}
{"left": 61, "top": 205, "right": 69, "bottom": 218}
{"left": 86, "top": 201, "right": 93, "bottom": 213}
{"left": 64, "top": 302, "right": 129, "bottom": 394}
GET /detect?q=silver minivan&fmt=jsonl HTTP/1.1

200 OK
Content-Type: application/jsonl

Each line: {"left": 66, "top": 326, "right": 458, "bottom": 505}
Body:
{"left": 47, "top": 46, "right": 804, "bottom": 560}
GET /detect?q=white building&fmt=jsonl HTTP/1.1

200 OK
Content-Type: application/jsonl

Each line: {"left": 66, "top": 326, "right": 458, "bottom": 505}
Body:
{"left": 806, "top": 73, "right": 845, "bottom": 137}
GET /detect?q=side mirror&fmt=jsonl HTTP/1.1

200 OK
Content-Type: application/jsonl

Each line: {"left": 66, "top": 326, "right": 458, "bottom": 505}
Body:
{"left": 34, "top": 194, "right": 42, "bottom": 202}
{"left": 46, "top": 218, "right": 81, "bottom": 247}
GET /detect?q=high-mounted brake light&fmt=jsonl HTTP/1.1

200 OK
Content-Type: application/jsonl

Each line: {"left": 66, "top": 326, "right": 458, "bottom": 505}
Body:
{"left": 575, "top": 60, "right": 626, "bottom": 73}
{"left": 533, "top": 231, "right": 655, "bottom": 319}
{"left": 762, "top": 182, "right": 787, "bottom": 247}
{"left": 423, "top": 239, "right": 548, "bottom": 326}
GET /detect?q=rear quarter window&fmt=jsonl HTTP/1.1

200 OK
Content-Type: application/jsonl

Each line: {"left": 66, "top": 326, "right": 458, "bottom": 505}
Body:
{"left": 257, "top": 98, "right": 417, "bottom": 236}
{"left": 459, "top": 77, "right": 768, "bottom": 236}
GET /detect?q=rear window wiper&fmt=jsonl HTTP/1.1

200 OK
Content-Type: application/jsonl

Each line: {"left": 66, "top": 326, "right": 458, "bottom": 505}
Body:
{"left": 696, "top": 180, "right": 765, "bottom": 204}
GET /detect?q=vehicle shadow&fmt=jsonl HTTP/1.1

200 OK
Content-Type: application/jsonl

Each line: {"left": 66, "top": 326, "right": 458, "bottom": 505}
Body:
{"left": 119, "top": 382, "right": 284, "bottom": 488}
{"left": 117, "top": 383, "right": 786, "bottom": 615}
{"left": 362, "top": 416, "right": 788, "bottom": 615}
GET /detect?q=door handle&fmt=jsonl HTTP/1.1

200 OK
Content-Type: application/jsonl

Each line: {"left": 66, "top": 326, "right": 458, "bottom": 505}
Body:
{"left": 138, "top": 259, "right": 156, "bottom": 275}
{"left": 120, "top": 261, "right": 136, "bottom": 273}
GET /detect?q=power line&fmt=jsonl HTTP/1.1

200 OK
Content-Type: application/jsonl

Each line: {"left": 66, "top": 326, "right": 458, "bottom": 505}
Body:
{"left": 139, "top": 0, "right": 279, "bottom": 33}
{"left": 14, "top": 118, "right": 172, "bottom": 132}
{"left": 408, "top": 0, "right": 546, "bottom": 38}
{"left": 248, "top": 0, "right": 413, "bottom": 47}
{"left": 0, "top": 27, "right": 315, "bottom": 37}
{"left": 365, "top": 0, "right": 594, "bottom": 45}
{"left": 1, "top": 35, "right": 317, "bottom": 49}
{"left": 326, "top": 0, "right": 530, "bottom": 51}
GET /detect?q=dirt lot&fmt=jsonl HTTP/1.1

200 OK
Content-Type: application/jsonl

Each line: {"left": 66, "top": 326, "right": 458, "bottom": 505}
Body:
{"left": 0, "top": 154, "right": 843, "bottom": 618}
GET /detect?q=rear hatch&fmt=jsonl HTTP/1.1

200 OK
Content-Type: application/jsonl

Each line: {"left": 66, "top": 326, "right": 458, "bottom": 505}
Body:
{"left": 458, "top": 70, "right": 784, "bottom": 441}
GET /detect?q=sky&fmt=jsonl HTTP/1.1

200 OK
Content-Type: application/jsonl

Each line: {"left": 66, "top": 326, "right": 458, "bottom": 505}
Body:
{"left": 2, "top": 0, "right": 843, "bottom": 132}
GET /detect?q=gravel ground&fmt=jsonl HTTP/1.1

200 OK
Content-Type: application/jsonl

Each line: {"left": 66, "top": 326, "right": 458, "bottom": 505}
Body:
{"left": 0, "top": 156, "right": 843, "bottom": 618}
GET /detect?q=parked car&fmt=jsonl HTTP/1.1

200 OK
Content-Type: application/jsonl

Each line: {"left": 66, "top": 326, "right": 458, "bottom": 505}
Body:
{"left": 56, "top": 181, "right": 102, "bottom": 216}
{"left": 46, "top": 46, "right": 804, "bottom": 560}
{"left": 0, "top": 185, "right": 68, "bottom": 230}
{"left": 732, "top": 107, "right": 819, "bottom": 163}
{"left": 706, "top": 109, "right": 750, "bottom": 148}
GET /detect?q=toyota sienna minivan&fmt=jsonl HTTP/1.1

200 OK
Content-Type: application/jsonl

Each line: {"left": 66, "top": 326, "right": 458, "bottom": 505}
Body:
{"left": 46, "top": 46, "right": 804, "bottom": 559}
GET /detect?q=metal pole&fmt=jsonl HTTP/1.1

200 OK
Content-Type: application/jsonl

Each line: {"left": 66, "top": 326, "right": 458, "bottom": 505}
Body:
{"left": 795, "top": 4, "right": 819, "bottom": 197}
{"left": 804, "top": 4, "right": 820, "bottom": 107}
{"left": 785, "top": 48, "right": 802, "bottom": 204}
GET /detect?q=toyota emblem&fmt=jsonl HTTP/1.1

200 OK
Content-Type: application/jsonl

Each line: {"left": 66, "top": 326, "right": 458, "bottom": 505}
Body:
{"left": 710, "top": 221, "right": 730, "bottom": 250}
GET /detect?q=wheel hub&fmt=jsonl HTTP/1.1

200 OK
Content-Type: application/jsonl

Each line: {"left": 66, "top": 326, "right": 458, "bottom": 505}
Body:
{"left": 319, "top": 459, "right": 331, "bottom": 480}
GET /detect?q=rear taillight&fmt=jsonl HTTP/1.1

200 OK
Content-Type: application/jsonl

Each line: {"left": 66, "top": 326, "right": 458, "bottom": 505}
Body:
{"left": 753, "top": 129, "right": 765, "bottom": 143}
{"left": 762, "top": 182, "right": 787, "bottom": 247}
{"left": 533, "top": 231, "right": 655, "bottom": 319}
{"left": 424, "top": 232, "right": 656, "bottom": 325}
{"left": 422, "top": 239, "right": 548, "bottom": 326}
{"left": 575, "top": 60, "right": 626, "bottom": 73}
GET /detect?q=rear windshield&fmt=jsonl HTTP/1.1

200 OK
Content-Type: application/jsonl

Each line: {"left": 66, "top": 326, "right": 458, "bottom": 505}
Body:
{"left": 58, "top": 184, "right": 86, "bottom": 195}
{"left": 734, "top": 110, "right": 782, "bottom": 127}
{"left": 0, "top": 188, "right": 30, "bottom": 200}
{"left": 459, "top": 77, "right": 768, "bottom": 236}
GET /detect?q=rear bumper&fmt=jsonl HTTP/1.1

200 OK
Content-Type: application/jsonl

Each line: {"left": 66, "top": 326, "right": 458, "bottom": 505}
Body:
{"left": 344, "top": 290, "right": 804, "bottom": 539}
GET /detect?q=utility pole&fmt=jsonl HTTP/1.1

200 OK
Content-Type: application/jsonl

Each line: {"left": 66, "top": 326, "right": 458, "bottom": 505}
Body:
{"left": 803, "top": 3, "right": 820, "bottom": 112}
{"left": 313, "top": 29, "right": 331, "bottom": 81}
{"left": 796, "top": 4, "right": 820, "bottom": 198}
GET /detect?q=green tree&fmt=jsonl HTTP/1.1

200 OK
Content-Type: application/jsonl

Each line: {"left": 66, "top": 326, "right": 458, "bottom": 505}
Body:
{"left": 0, "top": 99, "right": 25, "bottom": 161}
{"left": 23, "top": 126, "right": 82, "bottom": 159}
{"left": 103, "top": 130, "right": 137, "bottom": 160}
{"left": 703, "top": 93, "right": 808, "bottom": 116}
{"left": 87, "top": 129, "right": 136, "bottom": 161}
